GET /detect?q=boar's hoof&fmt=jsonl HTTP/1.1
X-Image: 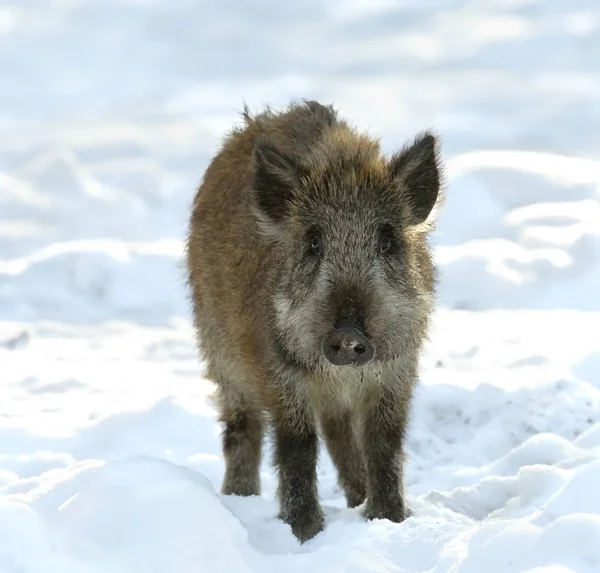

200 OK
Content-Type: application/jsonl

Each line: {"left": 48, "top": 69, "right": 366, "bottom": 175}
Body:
{"left": 364, "top": 495, "right": 409, "bottom": 524}
{"left": 281, "top": 505, "right": 324, "bottom": 543}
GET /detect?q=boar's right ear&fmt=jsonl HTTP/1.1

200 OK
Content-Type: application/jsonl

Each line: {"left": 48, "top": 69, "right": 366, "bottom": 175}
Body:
{"left": 389, "top": 132, "right": 441, "bottom": 226}
{"left": 253, "top": 144, "right": 300, "bottom": 222}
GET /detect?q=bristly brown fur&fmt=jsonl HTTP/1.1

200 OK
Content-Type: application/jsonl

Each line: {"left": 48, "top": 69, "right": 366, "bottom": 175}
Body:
{"left": 185, "top": 99, "right": 444, "bottom": 543}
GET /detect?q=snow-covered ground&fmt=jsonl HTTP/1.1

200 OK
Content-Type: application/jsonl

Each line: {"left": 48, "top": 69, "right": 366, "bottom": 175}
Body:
{"left": 2, "top": 1, "right": 600, "bottom": 571}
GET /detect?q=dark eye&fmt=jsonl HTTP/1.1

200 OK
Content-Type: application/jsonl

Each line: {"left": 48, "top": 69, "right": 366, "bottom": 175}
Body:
{"left": 379, "top": 226, "right": 395, "bottom": 255}
{"left": 380, "top": 236, "right": 392, "bottom": 254}
{"left": 307, "top": 229, "right": 322, "bottom": 256}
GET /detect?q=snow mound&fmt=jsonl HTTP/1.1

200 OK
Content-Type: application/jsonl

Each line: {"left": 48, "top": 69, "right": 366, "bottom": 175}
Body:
{"left": 0, "top": 239, "right": 187, "bottom": 324}
{"left": 437, "top": 151, "right": 600, "bottom": 311}
{"left": 0, "top": 458, "right": 256, "bottom": 573}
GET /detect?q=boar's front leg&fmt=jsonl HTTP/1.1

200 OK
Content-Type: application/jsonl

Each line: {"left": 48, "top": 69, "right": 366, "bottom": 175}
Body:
{"left": 320, "top": 410, "right": 366, "bottom": 508}
{"left": 360, "top": 387, "right": 411, "bottom": 524}
{"left": 273, "top": 402, "right": 324, "bottom": 543}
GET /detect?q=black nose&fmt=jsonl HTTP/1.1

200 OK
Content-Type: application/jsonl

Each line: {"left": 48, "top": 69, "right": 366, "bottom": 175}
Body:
{"left": 322, "top": 326, "right": 374, "bottom": 366}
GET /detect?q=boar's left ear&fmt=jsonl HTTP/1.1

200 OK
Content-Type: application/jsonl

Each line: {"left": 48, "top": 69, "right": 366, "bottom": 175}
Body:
{"left": 253, "top": 144, "right": 301, "bottom": 223}
{"left": 389, "top": 132, "right": 441, "bottom": 226}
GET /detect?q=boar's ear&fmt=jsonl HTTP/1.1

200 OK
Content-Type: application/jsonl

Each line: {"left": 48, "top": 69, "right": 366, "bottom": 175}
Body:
{"left": 253, "top": 144, "right": 300, "bottom": 222}
{"left": 389, "top": 132, "right": 441, "bottom": 226}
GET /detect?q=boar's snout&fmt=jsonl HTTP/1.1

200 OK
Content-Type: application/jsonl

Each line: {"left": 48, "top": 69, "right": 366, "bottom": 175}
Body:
{"left": 322, "top": 326, "right": 374, "bottom": 367}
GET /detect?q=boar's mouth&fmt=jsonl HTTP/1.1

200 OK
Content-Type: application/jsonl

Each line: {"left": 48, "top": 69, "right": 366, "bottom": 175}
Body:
{"left": 321, "top": 325, "right": 374, "bottom": 367}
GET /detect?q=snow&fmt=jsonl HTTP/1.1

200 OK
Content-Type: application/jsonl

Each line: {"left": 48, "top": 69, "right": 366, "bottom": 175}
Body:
{"left": 1, "top": 0, "right": 600, "bottom": 571}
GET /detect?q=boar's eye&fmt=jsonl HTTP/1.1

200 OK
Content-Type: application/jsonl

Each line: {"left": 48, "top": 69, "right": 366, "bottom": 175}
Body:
{"left": 378, "top": 225, "right": 395, "bottom": 255}
{"left": 380, "top": 237, "right": 392, "bottom": 254}
{"left": 307, "top": 228, "right": 323, "bottom": 256}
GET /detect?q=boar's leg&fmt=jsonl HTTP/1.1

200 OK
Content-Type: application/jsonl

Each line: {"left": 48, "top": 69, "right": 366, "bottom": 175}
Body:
{"left": 274, "top": 404, "right": 324, "bottom": 542}
{"left": 220, "top": 405, "right": 264, "bottom": 497}
{"left": 320, "top": 410, "right": 366, "bottom": 508}
{"left": 360, "top": 388, "right": 410, "bottom": 524}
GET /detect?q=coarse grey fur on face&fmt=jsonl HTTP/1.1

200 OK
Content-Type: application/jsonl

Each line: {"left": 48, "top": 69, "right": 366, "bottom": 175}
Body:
{"left": 253, "top": 125, "right": 441, "bottom": 374}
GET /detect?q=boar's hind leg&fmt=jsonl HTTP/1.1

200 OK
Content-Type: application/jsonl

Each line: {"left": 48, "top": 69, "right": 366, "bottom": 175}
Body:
{"left": 274, "top": 405, "right": 324, "bottom": 543}
{"left": 320, "top": 411, "right": 366, "bottom": 508}
{"left": 220, "top": 403, "right": 264, "bottom": 497}
{"left": 360, "top": 388, "right": 410, "bottom": 524}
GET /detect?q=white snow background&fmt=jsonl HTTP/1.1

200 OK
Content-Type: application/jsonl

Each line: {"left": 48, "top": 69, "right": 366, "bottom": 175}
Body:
{"left": 2, "top": 1, "right": 600, "bottom": 571}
